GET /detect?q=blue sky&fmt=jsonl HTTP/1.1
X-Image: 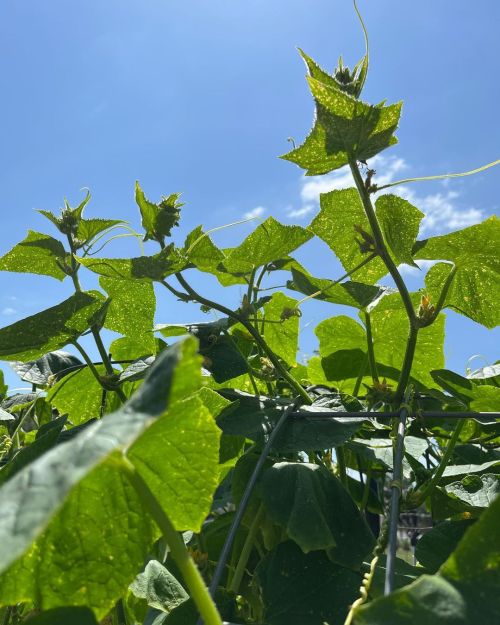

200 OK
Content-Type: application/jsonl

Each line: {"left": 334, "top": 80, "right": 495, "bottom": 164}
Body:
{"left": 0, "top": 0, "right": 498, "bottom": 388}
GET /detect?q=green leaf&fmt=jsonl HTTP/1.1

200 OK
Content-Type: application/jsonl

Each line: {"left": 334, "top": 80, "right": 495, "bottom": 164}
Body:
{"left": 0, "top": 338, "right": 216, "bottom": 618}
{"left": 130, "top": 560, "right": 189, "bottom": 614}
{"left": 260, "top": 462, "right": 374, "bottom": 567}
{"left": 262, "top": 292, "right": 299, "bottom": 365}
{"left": 470, "top": 386, "right": 500, "bottom": 412}
{"left": 376, "top": 195, "right": 424, "bottom": 266}
{"left": 310, "top": 188, "right": 387, "bottom": 283}
{"left": 0, "top": 291, "right": 106, "bottom": 362}
{"left": 46, "top": 366, "right": 107, "bottom": 425}
{"left": 445, "top": 474, "right": 500, "bottom": 509}
{"left": 442, "top": 460, "right": 500, "bottom": 482}
{"left": 100, "top": 276, "right": 156, "bottom": 354}
{"left": 415, "top": 217, "right": 500, "bottom": 328}
{"left": 77, "top": 246, "right": 186, "bottom": 282}
{"left": 222, "top": 217, "right": 312, "bottom": 275}
{"left": 119, "top": 356, "right": 155, "bottom": 383}
{"left": 127, "top": 392, "right": 221, "bottom": 530}
{"left": 0, "top": 416, "right": 67, "bottom": 486}
{"left": 357, "top": 494, "right": 500, "bottom": 622}
{"left": 136, "top": 181, "right": 183, "bottom": 243}
{"left": 10, "top": 350, "right": 83, "bottom": 385}
{"left": 76, "top": 218, "right": 124, "bottom": 245}
{"left": 316, "top": 308, "right": 445, "bottom": 389}
{"left": 182, "top": 225, "right": 225, "bottom": 273}
{"left": 282, "top": 74, "right": 402, "bottom": 175}
{"left": 287, "top": 265, "right": 386, "bottom": 309}
{"left": 24, "top": 607, "right": 98, "bottom": 625}
{"left": 217, "top": 390, "right": 366, "bottom": 452}
{"left": 256, "top": 540, "right": 361, "bottom": 625}
{"left": 0, "top": 231, "right": 67, "bottom": 280}
{"left": 430, "top": 369, "right": 476, "bottom": 405}
{"left": 415, "top": 520, "right": 474, "bottom": 573}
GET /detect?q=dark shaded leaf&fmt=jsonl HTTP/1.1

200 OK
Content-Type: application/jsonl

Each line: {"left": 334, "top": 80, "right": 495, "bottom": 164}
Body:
{"left": 260, "top": 462, "right": 374, "bottom": 567}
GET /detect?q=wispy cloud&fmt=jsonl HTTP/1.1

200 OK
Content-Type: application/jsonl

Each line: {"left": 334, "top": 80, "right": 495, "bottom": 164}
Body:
{"left": 2, "top": 307, "right": 17, "bottom": 316}
{"left": 398, "top": 259, "right": 440, "bottom": 278}
{"left": 396, "top": 187, "right": 483, "bottom": 235}
{"left": 286, "top": 154, "right": 486, "bottom": 236}
{"left": 243, "top": 205, "right": 266, "bottom": 220}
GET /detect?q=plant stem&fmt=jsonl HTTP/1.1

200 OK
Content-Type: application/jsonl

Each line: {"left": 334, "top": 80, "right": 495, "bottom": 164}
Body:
{"left": 349, "top": 159, "right": 416, "bottom": 325}
{"left": 352, "top": 353, "right": 368, "bottom": 397}
{"left": 335, "top": 446, "right": 348, "bottom": 487}
{"left": 71, "top": 340, "right": 103, "bottom": 383}
{"left": 174, "top": 272, "right": 311, "bottom": 404}
{"left": 228, "top": 502, "right": 265, "bottom": 595}
{"left": 364, "top": 312, "right": 379, "bottom": 384}
{"left": 408, "top": 420, "right": 465, "bottom": 508}
{"left": 349, "top": 159, "right": 420, "bottom": 404}
{"left": 122, "top": 460, "right": 223, "bottom": 625}
{"left": 66, "top": 233, "right": 82, "bottom": 292}
{"left": 222, "top": 329, "right": 260, "bottom": 395}
{"left": 394, "top": 325, "right": 418, "bottom": 404}
{"left": 91, "top": 327, "right": 127, "bottom": 403}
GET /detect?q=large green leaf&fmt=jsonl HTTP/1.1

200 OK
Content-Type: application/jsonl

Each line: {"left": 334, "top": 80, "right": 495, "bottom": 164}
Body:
{"left": 10, "top": 350, "right": 83, "bottom": 385}
{"left": 182, "top": 225, "right": 225, "bottom": 273}
{"left": 0, "top": 230, "right": 67, "bottom": 280}
{"left": 0, "top": 338, "right": 221, "bottom": 617}
{"left": 415, "top": 217, "right": 500, "bottom": 328}
{"left": 282, "top": 74, "right": 402, "bottom": 175}
{"left": 376, "top": 195, "right": 423, "bottom": 266}
{"left": 316, "top": 309, "right": 445, "bottom": 389}
{"left": 217, "top": 390, "right": 366, "bottom": 452}
{"left": 222, "top": 217, "right": 312, "bottom": 275}
{"left": 256, "top": 540, "right": 361, "bottom": 625}
{"left": 444, "top": 474, "right": 500, "bottom": 509}
{"left": 46, "top": 366, "right": 107, "bottom": 425}
{"left": 287, "top": 265, "right": 386, "bottom": 309}
{"left": 261, "top": 292, "right": 299, "bottom": 365}
{"left": 0, "top": 291, "right": 106, "bottom": 362}
{"left": 24, "top": 607, "right": 98, "bottom": 625}
{"left": 310, "top": 188, "right": 387, "bottom": 284}
{"left": 355, "top": 492, "right": 500, "bottom": 624}
{"left": 100, "top": 276, "right": 156, "bottom": 354}
{"left": 260, "top": 462, "right": 374, "bottom": 567}
{"left": 415, "top": 520, "right": 474, "bottom": 573}
{"left": 77, "top": 246, "right": 186, "bottom": 282}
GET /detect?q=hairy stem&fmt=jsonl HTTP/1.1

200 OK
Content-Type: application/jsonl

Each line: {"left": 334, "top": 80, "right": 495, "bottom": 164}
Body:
{"left": 349, "top": 159, "right": 416, "bottom": 325}
{"left": 123, "top": 460, "right": 223, "bottom": 625}
{"left": 173, "top": 272, "right": 311, "bottom": 404}
{"left": 66, "top": 233, "right": 83, "bottom": 292}
{"left": 364, "top": 312, "right": 379, "bottom": 384}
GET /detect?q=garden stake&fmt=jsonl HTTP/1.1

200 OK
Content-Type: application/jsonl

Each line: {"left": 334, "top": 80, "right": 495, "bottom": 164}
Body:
{"left": 384, "top": 387, "right": 413, "bottom": 595}
{"left": 198, "top": 395, "right": 303, "bottom": 625}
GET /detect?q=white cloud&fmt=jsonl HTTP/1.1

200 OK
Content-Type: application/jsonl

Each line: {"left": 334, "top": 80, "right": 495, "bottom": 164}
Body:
{"left": 286, "top": 204, "right": 315, "bottom": 218}
{"left": 243, "top": 206, "right": 266, "bottom": 220}
{"left": 286, "top": 153, "right": 485, "bottom": 236}
{"left": 394, "top": 187, "right": 483, "bottom": 235}
{"left": 2, "top": 307, "right": 16, "bottom": 316}
{"left": 398, "top": 259, "right": 440, "bottom": 278}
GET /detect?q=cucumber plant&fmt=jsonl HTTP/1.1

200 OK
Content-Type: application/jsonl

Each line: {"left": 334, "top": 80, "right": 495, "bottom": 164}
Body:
{"left": 0, "top": 3, "right": 498, "bottom": 625}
